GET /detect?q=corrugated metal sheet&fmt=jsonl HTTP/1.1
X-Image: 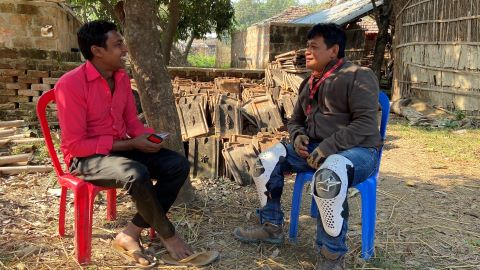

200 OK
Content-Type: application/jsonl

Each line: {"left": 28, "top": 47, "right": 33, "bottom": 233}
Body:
{"left": 291, "top": 0, "right": 383, "bottom": 25}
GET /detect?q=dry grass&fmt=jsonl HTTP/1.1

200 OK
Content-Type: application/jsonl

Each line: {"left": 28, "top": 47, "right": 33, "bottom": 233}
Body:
{"left": 0, "top": 116, "right": 479, "bottom": 269}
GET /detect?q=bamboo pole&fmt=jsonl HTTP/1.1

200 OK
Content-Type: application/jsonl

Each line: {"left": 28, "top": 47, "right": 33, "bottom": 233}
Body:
{"left": 411, "top": 86, "right": 480, "bottom": 97}
{"left": 0, "top": 154, "right": 31, "bottom": 166}
{"left": 396, "top": 41, "right": 480, "bottom": 48}
{"left": 409, "top": 62, "right": 480, "bottom": 75}
{"left": 10, "top": 138, "right": 44, "bottom": 145}
{"left": 0, "top": 120, "right": 24, "bottom": 128}
{"left": 0, "top": 166, "right": 52, "bottom": 175}
{"left": 0, "top": 139, "right": 10, "bottom": 147}
{"left": 404, "top": 0, "right": 431, "bottom": 12}
{"left": 0, "top": 129, "right": 15, "bottom": 138}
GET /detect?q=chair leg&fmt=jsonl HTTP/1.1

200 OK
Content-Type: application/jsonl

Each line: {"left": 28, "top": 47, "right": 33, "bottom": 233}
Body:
{"left": 289, "top": 176, "right": 306, "bottom": 242}
{"left": 359, "top": 178, "right": 377, "bottom": 260}
{"left": 58, "top": 186, "right": 67, "bottom": 237}
{"left": 73, "top": 186, "right": 92, "bottom": 264}
{"left": 310, "top": 197, "right": 319, "bottom": 218}
{"left": 106, "top": 189, "right": 116, "bottom": 221}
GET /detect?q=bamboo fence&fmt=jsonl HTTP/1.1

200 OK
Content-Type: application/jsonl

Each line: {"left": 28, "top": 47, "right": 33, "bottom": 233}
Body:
{"left": 393, "top": 0, "right": 480, "bottom": 116}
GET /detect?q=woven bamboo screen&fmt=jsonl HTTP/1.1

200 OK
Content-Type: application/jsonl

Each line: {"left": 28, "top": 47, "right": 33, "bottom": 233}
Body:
{"left": 393, "top": 0, "right": 480, "bottom": 115}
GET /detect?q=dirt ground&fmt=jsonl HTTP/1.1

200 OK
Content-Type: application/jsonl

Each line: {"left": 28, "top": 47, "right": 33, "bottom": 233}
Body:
{"left": 1, "top": 115, "right": 479, "bottom": 270}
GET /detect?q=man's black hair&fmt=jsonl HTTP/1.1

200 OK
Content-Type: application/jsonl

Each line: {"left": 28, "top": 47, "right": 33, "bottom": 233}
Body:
{"left": 77, "top": 20, "right": 117, "bottom": 60}
{"left": 307, "top": 23, "right": 346, "bottom": 58}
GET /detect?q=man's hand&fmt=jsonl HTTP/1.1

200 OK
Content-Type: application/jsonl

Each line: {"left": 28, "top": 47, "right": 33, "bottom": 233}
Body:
{"left": 306, "top": 147, "right": 325, "bottom": 169}
{"left": 294, "top": 134, "right": 309, "bottom": 158}
{"left": 130, "top": 134, "right": 163, "bottom": 153}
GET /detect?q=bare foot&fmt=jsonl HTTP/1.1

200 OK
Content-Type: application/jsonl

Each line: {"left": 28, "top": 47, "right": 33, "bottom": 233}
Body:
{"left": 160, "top": 234, "right": 194, "bottom": 260}
{"left": 114, "top": 226, "right": 151, "bottom": 266}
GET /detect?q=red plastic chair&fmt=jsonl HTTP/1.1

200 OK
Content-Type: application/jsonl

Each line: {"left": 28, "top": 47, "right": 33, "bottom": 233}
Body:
{"left": 36, "top": 89, "right": 117, "bottom": 264}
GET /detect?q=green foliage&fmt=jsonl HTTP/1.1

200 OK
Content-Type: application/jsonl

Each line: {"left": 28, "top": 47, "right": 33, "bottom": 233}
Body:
{"left": 454, "top": 110, "right": 466, "bottom": 121}
{"left": 390, "top": 119, "right": 480, "bottom": 162}
{"left": 66, "top": 0, "right": 119, "bottom": 22}
{"left": 234, "top": 0, "right": 298, "bottom": 30}
{"left": 187, "top": 53, "right": 216, "bottom": 68}
{"left": 232, "top": 0, "right": 333, "bottom": 30}
{"left": 177, "top": 0, "right": 235, "bottom": 41}
{"left": 68, "top": 0, "right": 235, "bottom": 42}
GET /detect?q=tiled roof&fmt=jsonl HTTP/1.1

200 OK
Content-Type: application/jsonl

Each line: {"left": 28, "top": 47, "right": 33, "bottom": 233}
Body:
{"left": 292, "top": 0, "right": 383, "bottom": 26}
{"left": 256, "top": 6, "right": 311, "bottom": 25}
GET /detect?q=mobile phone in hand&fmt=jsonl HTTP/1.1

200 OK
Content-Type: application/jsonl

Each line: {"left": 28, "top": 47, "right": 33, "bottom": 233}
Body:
{"left": 147, "top": 132, "right": 170, "bottom": 144}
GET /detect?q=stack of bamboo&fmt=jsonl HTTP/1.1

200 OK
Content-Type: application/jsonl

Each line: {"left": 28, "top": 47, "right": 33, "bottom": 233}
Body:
{"left": 0, "top": 120, "right": 52, "bottom": 175}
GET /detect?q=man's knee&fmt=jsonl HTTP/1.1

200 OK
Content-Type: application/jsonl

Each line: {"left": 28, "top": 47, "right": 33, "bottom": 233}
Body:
{"left": 122, "top": 164, "right": 151, "bottom": 194}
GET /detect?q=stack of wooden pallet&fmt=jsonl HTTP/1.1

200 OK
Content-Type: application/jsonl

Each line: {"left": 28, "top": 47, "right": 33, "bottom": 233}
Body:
{"left": 0, "top": 120, "right": 52, "bottom": 175}
{"left": 266, "top": 49, "right": 311, "bottom": 94}
{"left": 274, "top": 49, "right": 308, "bottom": 72}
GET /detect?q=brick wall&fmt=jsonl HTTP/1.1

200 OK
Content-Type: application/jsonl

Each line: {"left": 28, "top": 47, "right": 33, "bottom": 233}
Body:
{"left": 0, "top": 47, "right": 82, "bottom": 122}
{"left": 0, "top": 47, "right": 264, "bottom": 122}
{"left": 0, "top": 0, "right": 82, "bottom": 52}
{"left": 168, "top": 67, "right": 264, "bottom": 82}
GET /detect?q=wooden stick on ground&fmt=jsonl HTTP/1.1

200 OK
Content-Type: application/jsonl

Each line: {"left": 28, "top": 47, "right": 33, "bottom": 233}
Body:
{"left": 0, "top": 154, "right": 31, "bottom": 166}
{"left": 11, "top": 138, "right": 44, "bottom": 144}
{"left": 0, "top": 129, "right": 16, "bottom": 137}
{"left": 0, "top": 165, "right": 52, "bottom": 175}
{"left": 0, "top": 120, "right": 24, "bottom": 128}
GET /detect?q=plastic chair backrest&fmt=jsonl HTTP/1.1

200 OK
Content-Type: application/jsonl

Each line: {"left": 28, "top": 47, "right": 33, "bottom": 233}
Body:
{"left": 36, "top": 89, "right": 64, "bottom": 176}
{"left": 377, "top": 91, "right": 391, "bottom": 167}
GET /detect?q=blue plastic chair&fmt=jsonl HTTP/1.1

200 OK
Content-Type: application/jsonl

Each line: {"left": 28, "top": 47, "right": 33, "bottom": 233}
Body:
{"left": 288, "top": 91, "right": 390, "bottom": 260}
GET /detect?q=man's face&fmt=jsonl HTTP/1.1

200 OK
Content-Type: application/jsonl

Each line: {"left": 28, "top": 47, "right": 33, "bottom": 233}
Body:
{"left": 305, "top": 36, "right": 339, "bottom": 71}
{"left": 92, "top": 30, "right": 128, "bottom": 71}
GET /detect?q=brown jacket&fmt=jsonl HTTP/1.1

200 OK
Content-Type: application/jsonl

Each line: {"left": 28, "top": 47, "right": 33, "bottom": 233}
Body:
{"left": 287, "top": 60, "right": 382, "bottom": 160}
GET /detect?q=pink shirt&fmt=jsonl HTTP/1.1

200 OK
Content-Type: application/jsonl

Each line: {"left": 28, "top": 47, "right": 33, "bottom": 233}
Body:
{"left": 55, "top": 61, "right": 154, "bottom": 166}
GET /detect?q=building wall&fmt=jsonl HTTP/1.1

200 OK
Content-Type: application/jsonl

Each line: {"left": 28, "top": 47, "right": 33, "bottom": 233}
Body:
{"left": 231, "top": 30, "right": 247, "bottom": 68}
{"left": 215, "top": 39, "right": 231, "bottom": 68}
{"left": 232, "top": 23, "right": 311, "bottom": 70}
{"left": 0, "top": 47, "right": 81, "bottom": 122}
{"left": 231, "top": 24, "right": 270, "bottom": 69}
{"left": 246, "top": 24, "right": 269, "bottom": 69}
{"left": 0, "top": 0, "right": 82, "bottom": 52}
{"left": 268, "top": 23, "right": 311, "bottom": 64}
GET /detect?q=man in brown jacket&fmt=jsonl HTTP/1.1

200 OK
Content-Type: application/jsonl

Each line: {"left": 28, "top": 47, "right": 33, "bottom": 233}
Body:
{"left": 233, "top": 23, "right": 382, "bottom": 269}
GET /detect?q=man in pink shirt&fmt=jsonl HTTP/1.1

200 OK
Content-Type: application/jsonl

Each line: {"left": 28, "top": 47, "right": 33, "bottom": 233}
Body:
{"left": 55, "top": 20, "right": 192, "bottom": 266}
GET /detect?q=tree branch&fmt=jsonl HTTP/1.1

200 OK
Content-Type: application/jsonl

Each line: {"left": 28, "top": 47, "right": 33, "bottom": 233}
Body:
{"left": 161, "top": 0, "right": 181, "bottom": 65}
{"left": 371, "top": 0, "right": 380, "bottom": 25}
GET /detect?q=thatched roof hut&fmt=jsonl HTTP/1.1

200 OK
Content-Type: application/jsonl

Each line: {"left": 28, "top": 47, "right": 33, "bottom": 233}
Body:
{"left": 393, "top": 0, "right": 480, "bottom": 116}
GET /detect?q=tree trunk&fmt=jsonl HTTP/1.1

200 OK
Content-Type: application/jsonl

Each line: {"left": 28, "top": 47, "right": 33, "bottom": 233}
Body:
{"left": 162, "top": 0, "right": 181, "bottom": 65}
{"left": 182, "top": 33, "right": 195, "bottom": 63}
{"left": 371, "top": 0, "right": 392, "bottom": 81}
{"left": 123, "top": 0, "right": 194, "bottom": 204}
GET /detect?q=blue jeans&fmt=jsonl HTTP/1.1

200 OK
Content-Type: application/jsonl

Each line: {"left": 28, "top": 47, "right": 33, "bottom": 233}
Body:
{"left": 257, "top": 143, "right": 378, "bottom": 256}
